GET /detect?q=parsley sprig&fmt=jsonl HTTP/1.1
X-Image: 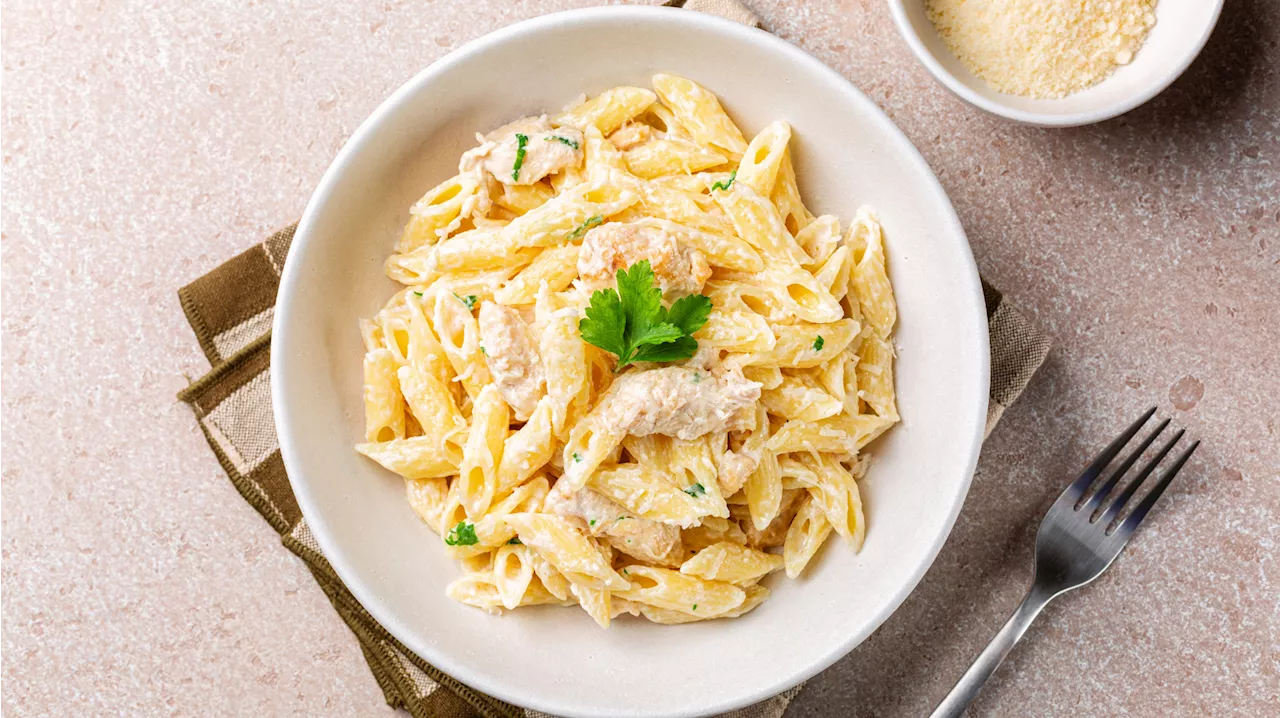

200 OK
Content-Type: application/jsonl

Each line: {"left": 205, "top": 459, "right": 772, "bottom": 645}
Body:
{"left": 566, "top": 215, "right": 603, "bottom": 241}
{"left": 454, "top": 292, "right": 478, "bottom": 311}
{"left": 546, "top": 135, "right": 580, "bottom": 150}
{"left": 578, "top": 261, "right": 712, "bottom": 371}
{"left": 511, "top": 133, "right": 528, "bottom": 181}
{"left": 445, "top": 520, "right": 478, "bottom": 546}
{"left": 710, "top": 169, "right": 737, "bottom": 192}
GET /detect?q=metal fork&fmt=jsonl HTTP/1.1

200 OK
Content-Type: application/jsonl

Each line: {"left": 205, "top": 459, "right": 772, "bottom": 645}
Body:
{"left": 930, "top": 407, "right": 1200, "bottom": 718}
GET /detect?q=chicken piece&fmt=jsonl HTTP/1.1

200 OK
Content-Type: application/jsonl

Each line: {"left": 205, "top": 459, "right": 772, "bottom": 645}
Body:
{"left": 577, "top": 222, "right": 712, "bottom": 296}
{"left": 600, "top": 365, "right": 760, "bottom": 441}
{"left": 544, "top": 479, "right": 684, "bottom": 566}
{"left": 717, "top": 449, "right": 758, "bottom": 496}
{"left": 738, "top": 489, "right": 806, "bottom": 549}
{"left": 459, "top": 115, "right": 584, "bottom": 186}
{"left": 607, "top": 122, "right": 651, "bottom": 151}
{"left": 477, "top": 301, "right": 546, "bottom": 421}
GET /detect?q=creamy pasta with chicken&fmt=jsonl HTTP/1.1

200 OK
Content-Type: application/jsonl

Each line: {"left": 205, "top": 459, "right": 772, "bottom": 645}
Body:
{"left": 356, "top": 74, "right": 899, "bottom": 627}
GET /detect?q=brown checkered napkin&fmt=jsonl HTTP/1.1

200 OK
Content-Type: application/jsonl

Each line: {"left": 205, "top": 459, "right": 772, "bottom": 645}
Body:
{"left": 176, "top": 5, "right": 1049, "bottom": 718}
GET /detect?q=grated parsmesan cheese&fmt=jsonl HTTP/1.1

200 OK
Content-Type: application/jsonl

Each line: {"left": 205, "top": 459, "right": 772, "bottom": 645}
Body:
{"left": 926, "top": 0, "right": 1159, "bottom": 99}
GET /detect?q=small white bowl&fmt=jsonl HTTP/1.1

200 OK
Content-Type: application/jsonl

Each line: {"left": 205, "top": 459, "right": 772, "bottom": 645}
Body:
{"left": 273, "top": 6, "right": 989, "bottom": 717}
{"left": 888, "top": 0, "right": 1225, "bottom": 127}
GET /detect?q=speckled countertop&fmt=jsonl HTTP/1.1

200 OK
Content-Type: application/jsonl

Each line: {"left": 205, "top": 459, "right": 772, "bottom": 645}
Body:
{"left": 2, "top": 1, "right": 1277, "bottom": 716}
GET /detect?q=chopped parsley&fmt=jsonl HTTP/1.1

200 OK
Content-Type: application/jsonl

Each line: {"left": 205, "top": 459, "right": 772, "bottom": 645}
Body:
{"left": 690, "top": 372, "right": 702, "bottom": 384}
{"left": 454, "top": 292, "right": 478, "bottom": 311}
{"left": 589, "top": 519, "right": 597, "bottom": 527}
{"left": 413, "top": 291, "right": 423, "bottom": 297}
{"left": 813, "top": 335, "right": 825, "bottom": 352}
{"left": 692, "top": 604, "right": 698, "bottom": 611}
{"left": 566, "top": 215, "right": 603, "bottom": 241}
{"left": 507, "top": 537, "right": 522, "bottom": 545}
{"left": 479, "top": 343, "right": 487, "bottom": 356}
{"left": 572, "top": 452, "right": 583, "bottom": 463}
{"left": 546, "top": 135, "right": 580, "bottom": 150}
{"left": 511, "top": 133, "right": 528, "bottom": 181}
{"left": 710, "top": 169, "right": 737, "bottom": 192}
{"left": 444, "top": 520, "right": 478, "bottom": 546}
{"left": 683, "top": 483, "right": 706, "bottom": 498}
{"left": 578, "top": 260, "right": 712, "bottom": 370}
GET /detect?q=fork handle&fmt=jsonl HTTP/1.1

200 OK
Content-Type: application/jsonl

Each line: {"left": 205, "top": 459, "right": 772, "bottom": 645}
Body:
{"left": 929, "top": 585, "right": 1055, "bottom": 718}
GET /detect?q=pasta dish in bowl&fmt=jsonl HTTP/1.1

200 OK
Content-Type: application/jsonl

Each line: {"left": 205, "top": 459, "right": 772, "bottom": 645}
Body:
{"left": 273, "top": 7, "right": 988, "bottom": 717}
{"left": 355, "top": 75, "right": 901, "bottom": 627}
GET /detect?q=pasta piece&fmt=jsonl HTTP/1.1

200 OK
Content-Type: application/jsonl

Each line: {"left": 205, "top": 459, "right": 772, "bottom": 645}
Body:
{"left": 404, "top": 293, "right": 455, "bottom": 389}
{"left": 848, "top": 207, "right": 896, "bottom": 339}
{"left": 553, "top": 86, "right": 657, "bottom": 135}
{"left": 431, "top": 227, "right": 539, "bottom": 273}
{"left": 493, "top": 543, "right": 536, "bottom": 610}
{"left": 503, "top": 513, "right": 631, "bottom": 591}
{"left": 538, "top": 306, "right": 591, "bottom": 437}
{"left": 694, "top": 308, "right": 776, "bottom": 353}
{"left": 363, "top": 348, "right": 405, "bottom": 442}
{"left": 560, "top": 407, "right": 627, "bottom": 491}
{"left": 397, "top": 173, "right": 481, "bottom": 253}
{"left": 651, "top": 74, "right": 748, "bottom": 160}
{"left": 621, "top": 434, "right": 670, "bottom": 469}
{"left": 614, "top": 565, "right": 746, "bottom": 617}
{"left": 589, "top": 464, "right": 705, "bottom": 528}
{"left": 607, "top": 121, "right": 651, "bottom": 151}
{"left": 494, "top": 181, "right": 556, "bottom": 215}
{"left": 681, "top": 516, "right": 748, "bottom": 552}
{"left": 405, "top": 477, "right": 450, "bottom": 534}
{"left": 447, "top": 571, "right": 572, "bottom": 614}
{"left": 742, "top": 365, "right": 784, "bottom": 390}
{"left": 783, "top": 495, "right": 834, "bottom": 578}
{"left": 454, "top": 385, "right": 508, "bottom": 518}
{"left": 495, "top": 398, "right": 556, "bottom": 494}
{"left": 815, "top": 245, "right": 854, "bottom": 303}
{"left": 493, "top": 245, "right": 580, "bottom": 305}
{"left": 795, "top": 215, "right": 842, "bottom": 268}
{"left": 735, "top": 120, "right": 791, "bottom": 197}
{"left": 757, "top": 264, "right": 845, "bottom": 324}
{"left": 624, "top": 138, "right": 728, "bottom": 179}
{"left": 770, "top": 148, "right": 814, "bottom": 235}
{"left": 738, "top": 488, "right": 806, "bottom": 549}
{"left": 680, "top": 541, "right": 784, "bottom": 585}
{"left": 767, "top": 412, "right": 896, "bottom": 454}
{"left": 355, "top": 436, "right": 462, "bottom": 479}
{"left": 798, "top": 454, "right": 867, "bottom": 550}
{"left": 500, "top": 181, "right": 639, "bottom": 248}
{"left": 856, "top": 330, "right": 898, "bottom": 420}
{"left": 742, "top": 405, "right": 782, "bottom": 531}
{"left": 713, "top": 182, "right": 809, "bottom": 264}
{"left": 719, "top": 584, "right": 771, "bottom": 618}
{"left": 760, "top": 374, "right": 843, "bottom": 422}
{"left": 668, "top": 436, "right": 730, "bottom": 519}
{"left": 432, "top": 290, "right": 492, "bottom": 400}
{"left": 396, "top": 364, "right": 467, "bottom": 447}
{"left": 528, "top": 549, "right": 571, "bottom": 601}
{"left": 739, "top": 319, "right": 859, "bottom": 368}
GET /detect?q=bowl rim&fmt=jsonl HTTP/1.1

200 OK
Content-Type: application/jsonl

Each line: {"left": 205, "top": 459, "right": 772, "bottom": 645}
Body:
{"left": 272, "top": 5, "right": 990, "bottom": 716}
{"left": 885, "top": 0, "right": 1226, "bottom": 127}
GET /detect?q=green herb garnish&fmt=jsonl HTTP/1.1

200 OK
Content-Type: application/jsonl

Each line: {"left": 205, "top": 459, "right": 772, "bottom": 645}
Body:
{"left": 546, "top": 135, "right": 580, "bottom": 150}
{"left": 578, "top": 260, "right": 712, "bottom": 370}
{"left": 445, "top": 520, "right": 478, "bottom": 546}
{"left": 813, "top": 335, "right": 825, "bottom": 352}
{"left": 454, "top": 292, "right": 478, "bottom": 311}
{"left": 692, "top": 604, "right": 698, "bottom": 611}
{"left": 566, "top": 215, "right": 604, "bottom": 241}
{"left": 710, "top": 169, "right": 737, "bottom": 192}
{"left": 413, "top": 291, "right": 424, "bottom": 297}
{"left": 572, "top": 452, "right": 583, "bottom": 463}
{"left": 589, "top": 519, "right": 597, "bottom": 527}
{"left": 507, "top": 537, "right": 522, "bottom": 545}
{"left": 683, "top": 483, "right": 706, "bottom": 498}
{"left": 512, "top": 133, "right": 528, "bottom": 181}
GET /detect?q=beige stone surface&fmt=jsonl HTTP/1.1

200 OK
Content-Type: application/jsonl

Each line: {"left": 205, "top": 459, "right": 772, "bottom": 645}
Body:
{"left": 2, "top": 0, "right": 1276, "bottom": 716}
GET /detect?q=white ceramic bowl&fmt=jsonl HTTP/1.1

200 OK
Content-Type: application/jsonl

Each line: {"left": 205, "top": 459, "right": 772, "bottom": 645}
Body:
{"left": 272, "top": 7, "right": 989, "bottom": 717}
{"left": 888, "top": 0, "right": 1225, "bottom": 127}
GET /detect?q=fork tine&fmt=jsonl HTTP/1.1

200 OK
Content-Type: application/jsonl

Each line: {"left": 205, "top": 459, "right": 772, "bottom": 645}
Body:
{"left": 1098, "top": 429, "right": 1185, "bottom": 528}
{"left": 1058, "top": 407, "right": 1157, "bottom": 506}
{"left": 1114, "top": 440, "right": 1200, "bottom": 535}
{"left": 1080, "top": 418, "right": 1171, "bottom": 513}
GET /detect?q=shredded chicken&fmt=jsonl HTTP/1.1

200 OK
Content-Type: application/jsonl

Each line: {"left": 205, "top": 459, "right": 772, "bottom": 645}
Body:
{"left": 717, "top": 449, "right": 758, "bottom": 496}
{"left": 737, "top": 489, "right": 806, "bottom": 549}
{"left": 544, "top": 479, "right": 684, "bottom": 566}
{"left": 600, "top": 365, "right": 760, "bottom": 441}
{"left": 607, "top": 122, "right": 651, "bottom": 151}
{"left": 459, "top": 115, "right": 584, "bottom": 186}
{"left": 577, "top": 222, "right": 712, "bottom": 295}
{"left": 477, "top": 301, "right": 546, "bottom": 421}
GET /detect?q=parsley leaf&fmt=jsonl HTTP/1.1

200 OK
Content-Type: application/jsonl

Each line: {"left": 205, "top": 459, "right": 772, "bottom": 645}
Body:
{"left": 578, "top": 261, "right": 712, "bottom": 370}
{"left": 445, "top": 520, "right": 478, "bottom": 546}
{"left": 710, "top": 169, "right": 737, "bottom": 192}
{"left": 813, "top": 335, "right": 825, "bottom": 352}
{"left": 507, "top": 537, "right": 522, "bottom": 545}
{"left": 589, "top": 519, "right": 597, "bottom": 527}
{"left": 566, "top": 215, "right": 604, "bottom": 241}
{"left": 546, "top": 135, "right": 580, "bottom": 150}
{"left": 572, "top": 452, "right": 583, "bottom": 463}
{"left": 682, "top": 483, "right": 706, "bottom": 498}
{"left": 454, "top": 293, "right": 478, "bottom": 311}
{"left": 512, "top": 133, "right": 528, "bottom": 181}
